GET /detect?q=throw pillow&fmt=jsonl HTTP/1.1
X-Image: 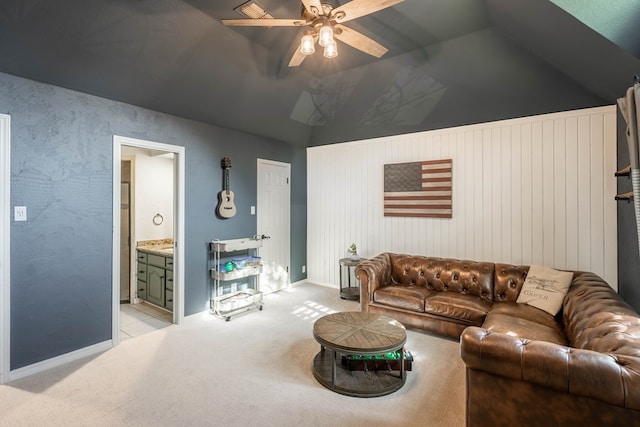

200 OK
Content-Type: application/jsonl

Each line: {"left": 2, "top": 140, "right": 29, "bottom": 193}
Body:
{"left": 516, "top": 265, "right": 573, "bottom": 316}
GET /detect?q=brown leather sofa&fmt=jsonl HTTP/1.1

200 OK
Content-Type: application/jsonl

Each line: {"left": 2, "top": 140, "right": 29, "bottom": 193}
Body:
{"left": 355, "top": 253, "right": 640, "bottom": 426}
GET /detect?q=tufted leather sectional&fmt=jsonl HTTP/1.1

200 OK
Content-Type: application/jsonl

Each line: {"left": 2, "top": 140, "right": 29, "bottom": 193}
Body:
{"left": 356, "top": 253, "right": 511, "bottom": 337}
{"left": 355, "top": 253, "right": 640, "bottom": 426}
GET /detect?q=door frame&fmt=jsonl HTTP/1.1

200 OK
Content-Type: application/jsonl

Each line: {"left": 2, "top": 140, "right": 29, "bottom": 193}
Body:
{"left": 256, "top": 158, "right": 291, "bottom": 292}
{"left": 0, "top": 113, "right": 10, "bottom": 383}
{"left": 112, "top": 135, "right": 185, "bottom": 346}
{"left": 120, "top": 156, "right": 135, "bottom": 302}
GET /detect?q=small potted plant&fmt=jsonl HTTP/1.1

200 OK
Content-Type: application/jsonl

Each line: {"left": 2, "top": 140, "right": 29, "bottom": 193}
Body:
{"left": 347, "top": 243, "right": 359, "bottom": 260}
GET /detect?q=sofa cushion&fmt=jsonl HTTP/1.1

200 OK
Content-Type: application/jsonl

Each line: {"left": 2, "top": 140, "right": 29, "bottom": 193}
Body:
{"left": 494, "top": 263, "right": 529, "bottom": 302}
{"left": 489, "top": 301, "right": 563, "bottom": 330}
{"left": 424, "top": 293, "right": 491, "bottom": 325}
{"left": 374, "top": 285, "right": 434, "bottom": 312}
{"left": 482, "top": 312, "right": 568, "bottom": 345}
{"left": 386, "top": 254, "right": 495, "bottom": 302}
{"left": 423, "top": 258, "right": 495, "bottom": 304}
{"left": 516, "top": 265, "right": 573, "bottom": 316}
{"left": 388, "top": 254, "right": 432, "bottom": 286}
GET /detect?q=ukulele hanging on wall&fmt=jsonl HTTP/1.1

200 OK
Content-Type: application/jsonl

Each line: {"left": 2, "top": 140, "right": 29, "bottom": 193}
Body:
{"left": 216, "top": 157, "right": 237, "bottom": 219}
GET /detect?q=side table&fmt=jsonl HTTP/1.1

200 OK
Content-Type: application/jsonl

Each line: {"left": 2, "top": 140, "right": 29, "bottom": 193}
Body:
{"left": 339, "top": 257, "right": 361, "bottom": 301}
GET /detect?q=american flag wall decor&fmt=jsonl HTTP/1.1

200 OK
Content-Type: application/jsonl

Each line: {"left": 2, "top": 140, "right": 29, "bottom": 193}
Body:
{"left": 383, "top": 159, "right": 453, "bottom": 218}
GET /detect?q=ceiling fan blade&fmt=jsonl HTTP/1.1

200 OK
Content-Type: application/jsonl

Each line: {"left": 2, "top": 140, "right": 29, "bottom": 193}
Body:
{"left": 334, "top": 24, "right": 388, "bottom": 58}
{"left": 301, "top": 0, "right": 324, "bottom": 15}
{"left": 288, "top": 49, "right": 307, "bottom": 67}
{"left": 332, "top": 0, "right": 404, "bottom": 24}
{"left": 222, "top": 18, "right": 308, "bottom": 27}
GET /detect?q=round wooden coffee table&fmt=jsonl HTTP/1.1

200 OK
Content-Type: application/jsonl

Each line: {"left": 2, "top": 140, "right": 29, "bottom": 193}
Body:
{"left": 312, "top": 311, "right": 408, "bottom": 397}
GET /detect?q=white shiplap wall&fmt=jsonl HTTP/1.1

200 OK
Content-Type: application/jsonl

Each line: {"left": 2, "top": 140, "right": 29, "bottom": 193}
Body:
{"left": 307, "top": 106, "right": 618, "bottom": 289}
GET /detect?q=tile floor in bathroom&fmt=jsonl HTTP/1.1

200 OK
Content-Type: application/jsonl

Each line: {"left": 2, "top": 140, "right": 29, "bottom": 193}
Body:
{"left": 120, "top": 302, "right": 173, "bottom": 341}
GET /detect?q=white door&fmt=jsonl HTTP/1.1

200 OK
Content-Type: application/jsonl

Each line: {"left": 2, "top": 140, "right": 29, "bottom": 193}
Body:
{"left": 257, "top": 159, "right": 291, "bottom": 293}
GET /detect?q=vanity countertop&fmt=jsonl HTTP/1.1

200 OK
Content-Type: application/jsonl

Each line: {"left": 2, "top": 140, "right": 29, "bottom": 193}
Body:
{"left": 137, "top": 238, "right": 173, "bottom": 256}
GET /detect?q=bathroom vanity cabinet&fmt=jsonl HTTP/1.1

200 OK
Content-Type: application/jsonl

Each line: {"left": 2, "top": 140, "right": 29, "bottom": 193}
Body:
{"left": 136, "top": 249, "right": 173, "bottom": 311}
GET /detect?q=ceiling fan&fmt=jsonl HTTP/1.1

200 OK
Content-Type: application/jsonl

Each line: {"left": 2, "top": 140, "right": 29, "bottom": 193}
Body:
{"left": 222, "top": 0, "right": 404, "bottom": 67}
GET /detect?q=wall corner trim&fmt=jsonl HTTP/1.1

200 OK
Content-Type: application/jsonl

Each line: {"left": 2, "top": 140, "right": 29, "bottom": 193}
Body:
{"left": 0, "top": 113, "right": 10, "bottom": 384}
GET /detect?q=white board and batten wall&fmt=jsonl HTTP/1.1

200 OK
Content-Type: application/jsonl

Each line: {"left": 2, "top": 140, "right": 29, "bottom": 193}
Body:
{"left": 307, "top": 106, "right": 618, "bottom": 290}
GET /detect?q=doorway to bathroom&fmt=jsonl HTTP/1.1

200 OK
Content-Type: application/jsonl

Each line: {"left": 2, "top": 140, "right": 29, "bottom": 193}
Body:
{"left": 112, "top": 135, "right": 185, "bottom": 346}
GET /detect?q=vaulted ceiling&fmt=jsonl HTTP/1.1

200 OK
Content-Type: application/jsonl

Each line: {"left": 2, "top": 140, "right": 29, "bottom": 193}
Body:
{"left": 0, "top": 0, "right": 638, "bottom": 146}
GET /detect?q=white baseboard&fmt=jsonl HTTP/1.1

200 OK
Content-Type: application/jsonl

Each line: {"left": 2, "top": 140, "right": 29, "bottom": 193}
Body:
{"left": 304, "top": 280, "right": 338, "bottom": 289}
{"left": 9, "top": 340, "right": 112, "bottom": 382}
{"left": 289, "top": 279, "right": 309, "bottom": 288}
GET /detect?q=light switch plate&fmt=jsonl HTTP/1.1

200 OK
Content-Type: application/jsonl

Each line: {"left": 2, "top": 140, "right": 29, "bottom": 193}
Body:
{"left": 14, "top": 206, "right": 27, "bottom": 221}
{"left": 250, "top": 206, "right": 256, "bottom": 215}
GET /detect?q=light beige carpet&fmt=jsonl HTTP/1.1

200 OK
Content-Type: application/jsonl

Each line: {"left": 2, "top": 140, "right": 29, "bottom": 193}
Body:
{"left": 0, "top": 283, "right": 466, "bottom": 426}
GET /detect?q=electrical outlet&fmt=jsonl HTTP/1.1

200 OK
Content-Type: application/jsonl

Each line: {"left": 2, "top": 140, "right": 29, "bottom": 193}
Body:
{"left": 302, "top": 265, "right": 306, "bottom": 274}
{"left": 14, "top": 206, "right": 27, "bottom": 221}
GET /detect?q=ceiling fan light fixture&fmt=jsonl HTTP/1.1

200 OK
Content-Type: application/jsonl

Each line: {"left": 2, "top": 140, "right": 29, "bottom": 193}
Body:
{"left": 224, "top": 0, "right": 405, "bottom": 67}
{"left": 318, "top": 25, "right": 334, "bottom": 47}
{"left": 323, "top": 40, "right": 338, "bottom": 58}
{"left": 300, "top": 33, "right": 315, "bottom": 55}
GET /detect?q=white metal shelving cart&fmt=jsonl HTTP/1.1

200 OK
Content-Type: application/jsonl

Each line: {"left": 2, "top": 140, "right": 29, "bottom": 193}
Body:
{"left": 210, "top": 237, "right": 264, "bottom": 321}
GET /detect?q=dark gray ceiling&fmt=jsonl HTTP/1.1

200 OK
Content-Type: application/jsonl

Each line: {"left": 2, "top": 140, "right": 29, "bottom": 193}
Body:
{"left": 0, "top": 0, "right": 638, "bottom": 146}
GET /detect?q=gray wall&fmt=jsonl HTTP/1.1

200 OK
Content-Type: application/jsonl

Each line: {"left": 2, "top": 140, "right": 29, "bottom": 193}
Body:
{"left": 2, "top": 72, "right": 307, "bottom": 370}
